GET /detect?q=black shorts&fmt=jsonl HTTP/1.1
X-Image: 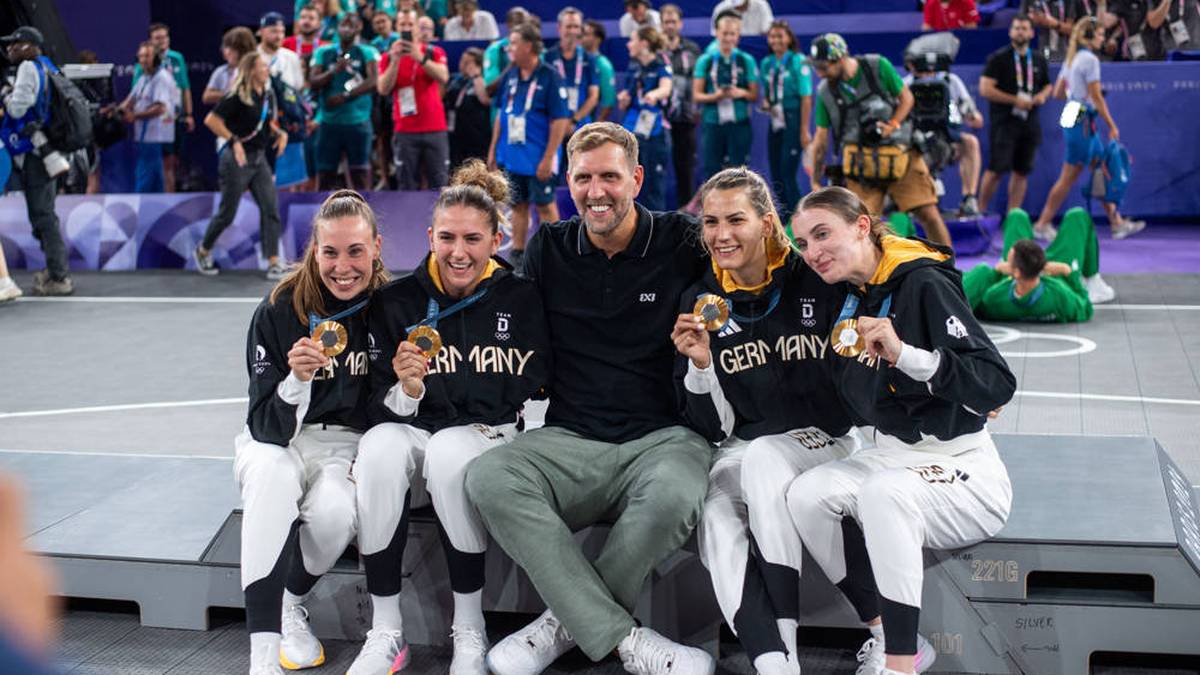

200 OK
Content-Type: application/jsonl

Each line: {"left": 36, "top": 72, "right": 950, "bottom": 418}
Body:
{"left": 987, "top": 118, "right": 1039, "bottom": 175}
{"left": 163, "top": 118, "right": 187, "bottom": 157}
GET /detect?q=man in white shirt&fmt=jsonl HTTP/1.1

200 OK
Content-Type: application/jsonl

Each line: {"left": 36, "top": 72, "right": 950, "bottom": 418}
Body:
{"left": 444, "top": 0, "right": 501, "bottom": 40}
{"left": 620, "top": 0, "right": 662, "bottom": 36}
{"left": 710, "top": 0, "right": 775, "bottom": 36}
{"left": 258, "top": 12, "right": 304, "bottom": 90}
{"left": 118, "top": 40, "right": 176, "bottom": 194}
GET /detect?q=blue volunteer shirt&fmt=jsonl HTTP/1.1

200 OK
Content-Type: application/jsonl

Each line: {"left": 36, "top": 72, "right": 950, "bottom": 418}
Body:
{"left": 496, "top": 61, "right": 570, "bottom": 177}
{"left": 543, "top": 44, "right": 597, "bottom": 122}
{"left": 620, "top": 57, "right": 673, "bottom": 138}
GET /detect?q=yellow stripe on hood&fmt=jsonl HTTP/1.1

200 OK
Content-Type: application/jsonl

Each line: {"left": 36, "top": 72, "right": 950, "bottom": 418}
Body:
{"left": 427, "top": 255, "right": 499, "bottom": 295}
{"left": 713, "top": 235, "right": 790, "bottom": 294}
{"left": 868, "top": 234, "right": 949, "bottom": 286}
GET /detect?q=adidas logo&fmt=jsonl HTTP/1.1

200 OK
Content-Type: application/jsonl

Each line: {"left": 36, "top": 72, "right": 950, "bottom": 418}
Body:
{"left": 717, "top": 319, "right": 742, "bottom": 338}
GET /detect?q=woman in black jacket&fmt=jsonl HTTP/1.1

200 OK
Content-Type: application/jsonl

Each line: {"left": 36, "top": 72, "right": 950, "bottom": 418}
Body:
{"left": 787, "top": 186, "right": 1016, "bottom": 675}
{"left": 671, "top": 168, "right": 860, "bottom": 675}
{"left": 348, "top": 160, "right": 551, "bottom": 675}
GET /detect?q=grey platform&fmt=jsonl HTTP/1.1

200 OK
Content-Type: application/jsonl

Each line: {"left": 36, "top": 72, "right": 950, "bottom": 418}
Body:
{"left": 6, "top": 433, "right": 1200, "bottom": 675}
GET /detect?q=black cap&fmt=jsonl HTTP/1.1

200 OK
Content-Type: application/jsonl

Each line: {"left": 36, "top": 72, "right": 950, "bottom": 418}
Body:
{"left": 1, "top": 26, "right": 44, "bottom": 47}
{"left": 260, "top": 11, "right": 286, "bottom": 28}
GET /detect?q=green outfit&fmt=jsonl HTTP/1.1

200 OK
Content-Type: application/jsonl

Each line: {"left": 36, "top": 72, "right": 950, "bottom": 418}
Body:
{"left": 962, "top": 207, "right": 1096, "bottom": 323}
{"left": 422, "top": 0, "right": 448, "bottom": 34}
{"left": 311, "top": 43, "right": 380, "bottom": 125}
{"left": 760, "top": 52, "right": 812, "bottom": 109}
{"left": 813, "top": 55, "right": 903, "bottom": 129}
{"left": 594, "top": 52, "right": 617, "bottom": 110}
{"left": 483, "top": 38, "right": 510, "bottom": 86}
{"left": 694, "top": 48, "right": 758, "bottom": 181}
{"left": 761, "top": 51, "right": 812, "bottom": 221}
{"left": 464, "top": 425, "right": 711, "bottom": 660}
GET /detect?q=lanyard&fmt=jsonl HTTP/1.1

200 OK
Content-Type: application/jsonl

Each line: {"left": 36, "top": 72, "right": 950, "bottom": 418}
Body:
{"left": 836, "top": 292, "right": 893, "bottom": 325}
{"left": 679, "top": 49, "right": 691, "bottom": 74}
{"left": 770, "top": 52, "right": 791, "bottom": 104}
{"left": 309, "top": 298, "right": 369, "bottom": 334}
{"left": 555, "top": 46, "right": 584, "bottom": 87}
{"left": 1013, "top": 47, "right": 1033, "bottom": 92}
{"left": 1009, "top": 281, "right": 1045, "bottom": 308}
{"left": 454, "top": 76, "right": 472, "bottom": 108}
{"left": 506, "top": 71, "right": 539, "bottom": 115}
{"left": 710, "top": 52, "right": 740, "bottom": 92}
{"left": 405, "top": 288, "right": 490, "bottom": 332}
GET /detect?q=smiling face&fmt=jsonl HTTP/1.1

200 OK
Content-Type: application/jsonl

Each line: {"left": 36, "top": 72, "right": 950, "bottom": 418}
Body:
{"left": 569, "top": 142, "right": 644, "bottom": 239}
{"left": 702, "top": 188, "right": 772, "bottom": 283}
{"left": 558, "top": 12, "right": 582, "bottom": 47}
{"left": 136, "top": 44, "right": 156, "bottom": 71}
{"left": 767, "top": 26, "right": 789, "bottom": 55}
{"left": 791, "top": 206, "right": 875, "bottom": 284}
{"left": 429, "top": 204, "right": 502, "bottom": 298}
{"left": 316, "top": 215, "right": 382, "bottom": 300}
{"left": 715, "top": 16, "right": 741, "bottom": 53}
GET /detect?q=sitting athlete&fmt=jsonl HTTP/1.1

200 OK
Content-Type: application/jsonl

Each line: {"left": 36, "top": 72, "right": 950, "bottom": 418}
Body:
{"left": 787, "top": 187, "right": 1016, "bottom": 675}
{"left": 236, "top": 191, "right": 388, "bottom": 675}
{"left": 347, "top": 160, "right": 551, "bottom": 675}
{"left": 671, "top": 167, "right": 861, "bottom": 675}
{"left": 963, "top": 206, "right": 1114, "bottom": 323}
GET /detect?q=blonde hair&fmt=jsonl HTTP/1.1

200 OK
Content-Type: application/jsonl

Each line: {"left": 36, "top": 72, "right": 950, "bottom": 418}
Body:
{"left": 433, "top": 159, "right": 511, "bottom": 234}
{"left": 229, "top": 51, "right": 263, "bottom": 106}
{"left": 1065, "top": 16, "right": 1099, "bottom": 68}
{"left": 635, "top": 25, "right": 666, "bottom": 52}
{"left": 696, "top": 167, "right": 791, "bottom": 255}
{"left": 270, "top": 190, "right": 390, "bottom": 323}
{"left": 796, "top": 186, "right": 894, "bottom": 247}
{"left": 567, "top": 122, "right": 640, "bottom": 173}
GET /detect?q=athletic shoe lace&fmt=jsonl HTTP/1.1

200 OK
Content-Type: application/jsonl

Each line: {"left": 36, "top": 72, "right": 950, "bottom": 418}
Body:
{"left": 360, "top": 628, "right": 402, "bottom": 658}
{"left": 621, "top": 629, "right": 675, "bottom": 675}
{"left": 522, "top": 613, "right": 570, "bottom": 653}
{"left": 451, "top": 625, "right": 488, "bottom": 655}
{"left": 281, "top": 604, "right": 310, "bottom": 635}
{"left": 855, "top": 637, "right": 884, "bottom": 673}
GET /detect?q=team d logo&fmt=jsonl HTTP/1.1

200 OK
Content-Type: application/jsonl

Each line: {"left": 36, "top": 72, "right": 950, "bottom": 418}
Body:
{"left": 800, "top": 298, "right": 816, "bottom": 328}
{"left": 495, "top": 312, "right": 511, "bottom": 341}
{"left": 946, "top": 315, "right": 968, "bottom": 339}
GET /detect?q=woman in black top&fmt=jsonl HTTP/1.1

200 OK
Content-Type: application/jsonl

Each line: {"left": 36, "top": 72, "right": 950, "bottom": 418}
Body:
{"left": 236, "top": 190, "right": 389, "bottom": 674}
{"left": 671, "top": 168, "right": 859, "bottom": 675}
{"left": 444, "top": 48, "right": 492, "bottom": 172}
{"left": 347, "top": 160, "right": 551, "bottom": 675}
{"left": 195, "top": 51, "right": 289, "bottom": 279}
{"left": 787, "top": 187, "right": 1016, "bottom": 675}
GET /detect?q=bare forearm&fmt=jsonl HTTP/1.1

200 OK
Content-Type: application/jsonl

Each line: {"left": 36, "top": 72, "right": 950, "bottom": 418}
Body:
{"left": 544, "top": 119, "right": 568, "bottom": 162}
{"left": 422, "top": 59, "right": 449, "bottom": 84}
{"left": 377, "top": 62, "right": 398, "bottom": 95}
{"left": 576, "top": 87, "right": 599, "bottom": 120}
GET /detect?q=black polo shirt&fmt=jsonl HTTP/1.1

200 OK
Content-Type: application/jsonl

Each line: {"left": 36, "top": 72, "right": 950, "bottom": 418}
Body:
{"left": 981, "top": 43, "right": 1051, "bottom": 124}
{"left": 523, "top": 204, "right": 708, "bottom": 443}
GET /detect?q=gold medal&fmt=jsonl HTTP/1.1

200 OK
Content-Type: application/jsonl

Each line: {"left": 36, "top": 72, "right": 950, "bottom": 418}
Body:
{"left": 312, "top": 320, "right": 348, "bottom": 357}
{"left": 693, "top": 294, "right": 730, "bottom": 332}
{"left": 407, "top": 325, "right": 443, "bottom": 359}
{"left": 831, "top": 318, "right": 865, "bottom": 358}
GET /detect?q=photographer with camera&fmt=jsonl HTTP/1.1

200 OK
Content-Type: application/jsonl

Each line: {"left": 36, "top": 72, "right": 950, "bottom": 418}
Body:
{"left": 0, "top": 27, "right": 74, "bottom": 296}
{"left": 807, "top": 33, "right": 951, "bottom": 246}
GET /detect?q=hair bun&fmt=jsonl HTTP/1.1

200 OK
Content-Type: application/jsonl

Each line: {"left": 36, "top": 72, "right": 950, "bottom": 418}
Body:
{"left": 449, "top": 159, "right": 510, "bottom": 206}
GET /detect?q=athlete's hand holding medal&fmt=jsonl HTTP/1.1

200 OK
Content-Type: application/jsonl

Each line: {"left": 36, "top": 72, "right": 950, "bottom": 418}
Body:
{"left": 393, "top": 339, "right": 430, "bottom": 399}
{"left": 854, "top": 316, "right": 903, "bottom": 365}
{"left": 288, "top": 337, "right": 331, "bottom": 382}
{"left": 672, "top": 295, "right": 729, "bottom": 369}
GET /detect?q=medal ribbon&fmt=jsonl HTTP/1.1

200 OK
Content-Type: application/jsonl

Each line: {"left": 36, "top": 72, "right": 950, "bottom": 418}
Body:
{"left": 835, "top": 292, "right": 893, "bottom": 326}
{"left": 694, "top": 288, "right": 782, "bottom": 326}
{"left": 405, "top": 288, "right": 490, "bottom": 333}
{"left": 309, "top": 297, "right": 369, "bottom": 334}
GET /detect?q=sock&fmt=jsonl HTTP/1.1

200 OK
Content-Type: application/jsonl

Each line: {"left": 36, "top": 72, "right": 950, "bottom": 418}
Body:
{"left": 249, "top": 632, "right": 281, "bottom": 667}
{"left": 776, "top": 618, "right": 798, "bottom": 659}
{"left": 452, "top": 590, "right": 485, "bottom": 630}
{"left": 282, "top": 590, "right": 304, "bottom": 609}
{"left": 371, "top": 593, "right": 404, "bottom": 631}
{"left": 753, "top": 650, "right": 791, "bottom": 675}
{"left": 868, "top": 622, "right": 885, "bottom": 642}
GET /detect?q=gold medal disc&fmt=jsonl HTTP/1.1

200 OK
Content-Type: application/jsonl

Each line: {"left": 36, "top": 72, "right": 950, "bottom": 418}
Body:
{"left": 407, "top": 325, "right": 443, "bottom": 359}
{"left": 693, "top": 294, "right": 730, "bottom": 332}
{"left": 831, "top": 318, "right": 865, "bottom": 358}
{"left": 312, "top": 320, "right": 348, "bottom": 357}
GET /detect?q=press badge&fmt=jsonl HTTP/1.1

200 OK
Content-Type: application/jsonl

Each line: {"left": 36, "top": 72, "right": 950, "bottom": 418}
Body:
{"left": 399, "top": 87, "right": 418, "bottom": 117}
{"left": 1013, "top": 92, "right": 1031, "bottom": 121}
{"left": 508, "top": 115, "right": 527, "bottom": 144}
{"left": 1059, "top": 100, "right": 1082, "bottom": 128}
{"left": 717, "top": 97, "right": 736, "bottom": 124}
{"left": 1170, "top": 19, "right": 1190, "bottom": 45}
{"left": 446, "top": 110, "right": 456, "bottom": 132}
{"left": 1127, "top": 34, "right": 1147, "bottom": 59}
{"left": 634, "top": 109, "right": 657, "bottom": 137}
{"left": 770, "top": 103, "right": 786, "bottom": 131}
{"left": 566, "top": 88, "right": 579, "bottom": 112}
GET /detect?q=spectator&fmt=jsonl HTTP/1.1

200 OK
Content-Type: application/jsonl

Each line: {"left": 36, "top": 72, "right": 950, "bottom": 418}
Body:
{"left": 119, "top": 41, "right": 176, "bottom": 194}
{"left": 418, "top": 15, "right": 437, "bottom": 44}
{"left": 546, "top": 7, "right": 601, "bottom": 134}
{"left": 369, "top": 9, "right": 399, "bottom": 188}
{"left": 259, "top": 12, "right": 310, "bottom": 190}
{"left": 422, "top": 0, "right": 451, "bottom": 37}
{"left": 760, "top": 19, "right": 812, "bottom": 222}
{"left": 582, "top": 19, "right": 618, "bottom": 121}
{"left": 283, "top": 4, "right": 327, "bottom": 60}
{"left": 204, "top": 27, "right": 258, "bottom": 106}
{"left": 309, "top": 13, "right": 380, "bottom": 190}
{"left": 445, "top": 47, "right": 493, "bottom": 168}
{"left": 378, "top": 8, "right": 451, "bottom": 190}
{"left": 315, "top": 0, "right": 347, "bottom": 42}
{"left": 370, "top": 10, "right": 400, "bottom": 52}
{"left": 1102, "top": 0, "right": 1172, "bottom": 60}
{"left": 660, "top": 4, "right": 701, "bottom": 207}
{"left": 136, "top": 23, "right": 192, "bottom": 192}
{"left": 487, "top": 23, "right": 570, "bottom": 267}
{"left": 620, "top": 0, "right": 662, "bottom": 37}
{"left": 1033, "top": 17, "right": 1144, "bottom": 239}
{"left": 0, "top": 27, "right": 73, "bottom": 295}
{"left": 903, "top": 57, "right": 984, "bottom": 216}
{"left": 194, "top": 52, "right": 288, "bottom": 279}
{"left": 1023, "top": 0, "right": 1078, "bottom": 61}
{"left": 693, "top": 13, "right": 758, "bottom": 184}
{"left": 979, "top": 14, "right": 1052, "bottom": 214}
{"left": 483, "top": 7, "right": 530, "bottom": 98}
{"left": 616, "top": 25, "right": 673, "bottom": 210}
{"left": 710, "top": 0, "right": 776, "bottom": 36}
{"left": 922, "top": 0, "right": 980, "bottom": 30}
{"left": 444, "top": 0, "right": 501, "bottom": 40}
{"left": 1163, "top": 0, "right": 1200, "bottom": 50}
{"left": 259, "top": 13, "right": 305, "bottom": 91}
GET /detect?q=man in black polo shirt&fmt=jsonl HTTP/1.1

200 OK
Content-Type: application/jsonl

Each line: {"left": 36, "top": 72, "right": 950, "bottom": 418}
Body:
{"left": 978, "top": 14, "right": 1052, "bottom": 214}
{"left": 465, "top": 122, "right": 714, "bottom": 675}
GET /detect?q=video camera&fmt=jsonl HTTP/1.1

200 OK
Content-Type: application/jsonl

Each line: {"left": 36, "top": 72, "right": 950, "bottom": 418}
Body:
{"left": 902, "top": 32, "right": 961, "bottom": 176}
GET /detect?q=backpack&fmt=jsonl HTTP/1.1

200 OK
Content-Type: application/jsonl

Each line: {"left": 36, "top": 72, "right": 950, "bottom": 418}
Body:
{"left": 271, "top": 73, "right": 310, "bottom": 143}
{"left": 1081, "top": 140, "right": 1131, "bottom": 207}
{"left": 33, "top": 56, "right": 93, "bottom": 151}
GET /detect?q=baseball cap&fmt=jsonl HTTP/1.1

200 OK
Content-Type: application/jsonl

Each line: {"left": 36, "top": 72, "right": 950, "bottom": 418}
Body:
{"left": 0, "top": 26, "right": 45, "bottom": 47}
{"left": 810, "top": 33, "right": 849, "bottom": 62}
{"left": 260, "top": 11, "right": 286, "bottom": 28}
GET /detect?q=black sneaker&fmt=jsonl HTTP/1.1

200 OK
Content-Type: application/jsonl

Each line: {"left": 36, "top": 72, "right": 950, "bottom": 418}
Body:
{"left": 32, "top": 275, "right": 74, "bottom": 296}
{"left": 193, "top": 246, "right": 218, "bottom": 276}
{"left": 958, "top": 195, "right": 980, "bottom": 218}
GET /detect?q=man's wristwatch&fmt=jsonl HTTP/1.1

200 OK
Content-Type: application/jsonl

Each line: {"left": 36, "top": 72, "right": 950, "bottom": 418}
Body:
{"left": 421, "top": 50, "right": 431, "bottom": 64}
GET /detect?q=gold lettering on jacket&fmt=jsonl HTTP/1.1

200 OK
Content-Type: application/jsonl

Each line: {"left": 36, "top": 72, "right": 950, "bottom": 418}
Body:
{"left": 426, "top": 345, "right": 536, "bottom": 376}
{"left": 717, "top": 334, "right": 829, "bottom": 375}
{"left": 312, "top": 350, "right": 370, "bottom": 381}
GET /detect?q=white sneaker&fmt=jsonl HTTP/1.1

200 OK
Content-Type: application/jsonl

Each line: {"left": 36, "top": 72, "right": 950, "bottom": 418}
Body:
{"left": 279, "top": 604, "right": 324, "bottom": 669}
{"left": 855, "top": 634, "right": 936, "bottom": 675}
{"left": 486, "top": 610, "right": 575, "bottom": 675}
{"left": 250, "top": 641, "right": 285, "bottom": 675}
{"left": 1111, "top": 218, "right": 1146, "bottom": 240}
{"left": 346, "top": 628, "right": 409, "bottom": 675}
{"left": 0, "top": 277, "right": 22, "bottom": 303}
{"left": 1033, "top": 222, "right": 1057, "bottom": 240}
{"left": 617, "top": 626, "right": 715, "bottom": 675}
{"left": 1085, "top": 274, "right": 1116, "bottom": 304}
{"left": 449, "top": 624, "right": 490, "bottom": 675}
{"left": 753, "top": 650, "right": 795, "bottom": 675}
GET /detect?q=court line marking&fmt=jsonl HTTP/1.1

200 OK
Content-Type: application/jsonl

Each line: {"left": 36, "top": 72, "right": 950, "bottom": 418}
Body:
{"left": 0, "top": 397, "right": 248, "bottom": 420}
{"left": 1013, "top": 390, "right": 1200, "bottom": 407}
{"left": 16, "top": 296, "right": 260, "bottom": 304}
{"left": 1096, "top": 304, "right": 1200, "bottom": 311}
{"left": 0, "top": 448, "right": 229, "bottom": 460}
